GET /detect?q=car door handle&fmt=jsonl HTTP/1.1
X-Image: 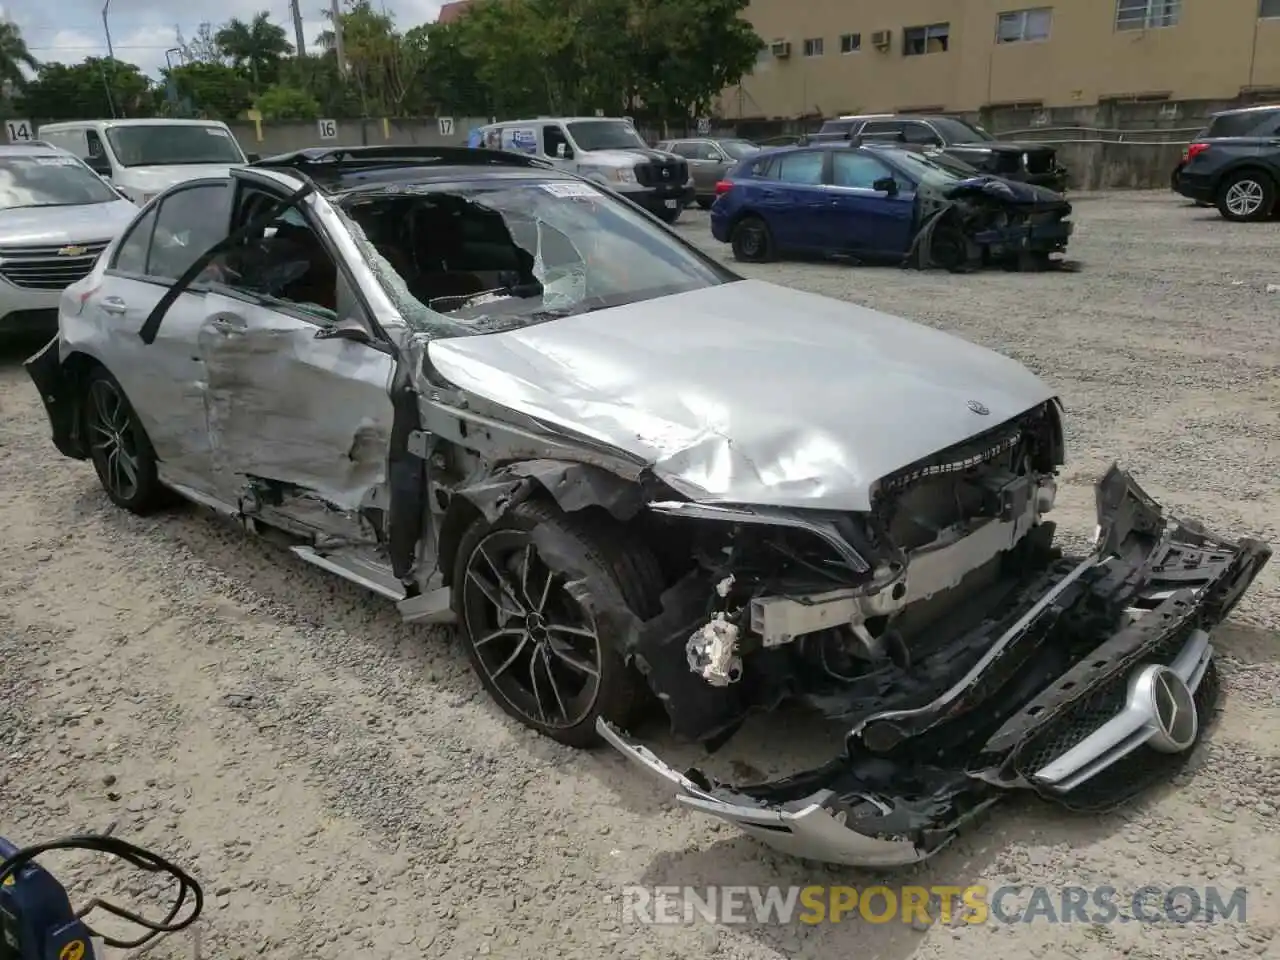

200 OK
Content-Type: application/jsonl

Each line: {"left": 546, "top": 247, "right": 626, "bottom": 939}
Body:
{"left": 100, "top": 296, "right": 127, "bottom": 315}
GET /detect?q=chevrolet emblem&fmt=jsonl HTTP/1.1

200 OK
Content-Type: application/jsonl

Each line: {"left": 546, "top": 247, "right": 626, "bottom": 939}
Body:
{"left": 57, "top": 245, "right": 88, "bottom": 257}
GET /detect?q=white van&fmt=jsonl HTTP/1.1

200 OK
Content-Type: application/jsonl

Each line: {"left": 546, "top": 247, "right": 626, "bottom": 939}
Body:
{"left": 37, "top": 119, "right": 255, "bottom": 206}
{"left": 476, "top": 116, "right": 694, "bottom": 224}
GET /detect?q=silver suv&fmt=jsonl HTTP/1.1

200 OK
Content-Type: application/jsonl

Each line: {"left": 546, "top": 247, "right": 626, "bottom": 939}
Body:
{"left": 0, "top": 143, "right": 138, "bottom": 336}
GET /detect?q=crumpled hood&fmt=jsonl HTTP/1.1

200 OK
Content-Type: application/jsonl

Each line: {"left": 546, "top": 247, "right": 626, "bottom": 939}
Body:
{"left": 115, "top": 164, "right": 240, "bottom": 194}
{"left": 0, "top": 199, "right": 138, "bottom": 245}
{"left": 946, "top": 175, "right": 1066, "bottom": 205}
{"left": 425, "top": 279, "right": 1056, "bottom": 512}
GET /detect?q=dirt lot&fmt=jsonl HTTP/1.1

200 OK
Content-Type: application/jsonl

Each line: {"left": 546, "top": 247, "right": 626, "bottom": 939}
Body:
{"left": 2, "top": 191, "right": 1278, "bottom": 960}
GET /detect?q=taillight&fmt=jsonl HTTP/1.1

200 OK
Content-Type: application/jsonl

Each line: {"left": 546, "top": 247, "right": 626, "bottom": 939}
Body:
{"left": 1186, "top": 142, "right": 1210, "bottom": 162}
{"left": 714, "top": 180, "right": 734, "bottom": 196}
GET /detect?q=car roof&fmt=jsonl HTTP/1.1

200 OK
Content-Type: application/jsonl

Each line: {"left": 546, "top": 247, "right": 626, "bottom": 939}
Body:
{"left": 40, "top": 118, "right": 230, "bottom": 129}
{"left": 246, "top": 146, "right": 580, "bottom": 197}
{"left": 1211, "top": 103, "right": 1280, "bottom": 117}
{"left": 0, "top": 142, "right": 73, "bottom": 156}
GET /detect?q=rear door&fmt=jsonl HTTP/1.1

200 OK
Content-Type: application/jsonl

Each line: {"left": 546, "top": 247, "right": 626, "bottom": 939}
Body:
{"left": 824, "top": 149, "right": 916, "bottom": 256}
{"left": 755, "top": 149, "right": 829, "bottom": 251}
{"left": 80, "top": 179, "right": 234, "bottom": 487}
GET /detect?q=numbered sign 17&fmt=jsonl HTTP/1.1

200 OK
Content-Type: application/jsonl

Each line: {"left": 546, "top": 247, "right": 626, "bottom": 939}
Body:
{"left": 6, "top": 120, "right": 33, "bottom": 142}
{"left": 317, "top": 119, "right": 338, "bottom": 140}
{"left": 437, "top": 117, "right": 455, "bottom": 137}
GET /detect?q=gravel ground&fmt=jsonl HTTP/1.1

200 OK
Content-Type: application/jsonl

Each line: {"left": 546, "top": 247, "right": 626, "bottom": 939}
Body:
{"left": 1, "top": 190, "right": 1278, "bottom": 960}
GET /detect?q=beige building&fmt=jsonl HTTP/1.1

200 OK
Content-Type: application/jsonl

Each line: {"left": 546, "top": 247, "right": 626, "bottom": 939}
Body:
{"left": 720, "top": 0, "right": 1280, "bottom": 119}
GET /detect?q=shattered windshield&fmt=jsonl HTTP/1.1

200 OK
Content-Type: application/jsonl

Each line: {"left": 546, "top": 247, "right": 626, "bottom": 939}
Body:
{"left": 341, "top": 179, "right": 732, "bottom": 339}
{"left": 106, "top": 124, "right": 247, "bottom": 167}
{"left": 565, "top": 120, "right": 648, "bottom": 151}
{"left": 0, "top": 155, "right": 121, "bottom": 209}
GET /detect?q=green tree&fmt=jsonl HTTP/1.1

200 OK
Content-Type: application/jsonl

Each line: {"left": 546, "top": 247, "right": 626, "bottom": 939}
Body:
{"left": 316, "top": 0, "right": 423, "bottom": 116}
{"left": 162, "top": 61, "right": 253, "bottom": 120}
{"left": 254, "top": 84, "right": 321, "bottom": 120}
{"left": 18, "top": 58, "right": 154, "bottom": 121}
{"left": 216, "top": 12, "right": 292, "bottom": 91}
{"left": 181, "top": 22, "right": 227, "bottom": 65}
{"left": 276, "top": 52, "right": 361, "bottom": 118}
{"left": 0, "top": 20, "right": 38, "bottom": 94}
{"left": 627, "top": 0, "right": 762, "bottom": 126}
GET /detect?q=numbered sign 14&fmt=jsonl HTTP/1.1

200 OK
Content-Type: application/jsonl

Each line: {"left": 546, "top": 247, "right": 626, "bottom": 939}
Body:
{"left": 6, "top": 120, "right": 33, "bottom": 142}
{"left": 317, "top": 118, "right": 338, "bottom": 140}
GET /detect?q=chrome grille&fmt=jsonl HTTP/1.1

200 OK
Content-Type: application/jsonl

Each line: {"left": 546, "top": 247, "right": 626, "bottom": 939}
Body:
{"left": 0, "top": 240, "right": 110, "bottom": 291}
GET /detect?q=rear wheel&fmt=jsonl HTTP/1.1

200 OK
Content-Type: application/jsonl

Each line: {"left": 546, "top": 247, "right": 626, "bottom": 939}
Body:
{"left": 452, "top": 500, "right": 663, "bottom": 747}
{"left": 83, "top": 366, "right": 166, "bottom": 514}
{"left": 1216, "top": 170, "right": 1276, "bottom": 222}
{"left": 731, "top": 215, "right": 773, "bottom": 262}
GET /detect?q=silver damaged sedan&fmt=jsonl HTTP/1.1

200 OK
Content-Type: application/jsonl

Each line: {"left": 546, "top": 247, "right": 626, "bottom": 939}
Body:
{"left": 26, "top": 146, "right": 1272, "bottom": 867}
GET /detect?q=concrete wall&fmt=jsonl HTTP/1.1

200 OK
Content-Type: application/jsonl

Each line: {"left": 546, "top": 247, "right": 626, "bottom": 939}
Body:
{"left": 724, "top": 0, "right": 1280, "bottom": 118}
{"left": 227, "top": 117, "right": 491, "bottom": 156}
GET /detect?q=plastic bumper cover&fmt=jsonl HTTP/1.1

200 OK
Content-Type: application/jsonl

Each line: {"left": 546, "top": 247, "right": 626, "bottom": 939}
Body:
{"left": 598, "top": 467, "right": 1271, "bottom": 867}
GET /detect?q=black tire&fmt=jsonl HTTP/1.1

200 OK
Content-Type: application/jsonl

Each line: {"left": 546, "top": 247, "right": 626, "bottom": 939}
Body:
{"left": 696, "top": 197, "right": 713, "bottom": 210}
{"left": 657, "top": 206, "right": 681, "bottom": 225}
{"left": 1216, "top": 169, "right": 1276, "bottom": 222}
{"left": 83, "top": 366, "right": 166, "bottom": 514}
{"left": 452, "top": 499, "right": 664, "bottom": 748}
{"left": 730, "top": 215, "right": 773, "bottom": 262}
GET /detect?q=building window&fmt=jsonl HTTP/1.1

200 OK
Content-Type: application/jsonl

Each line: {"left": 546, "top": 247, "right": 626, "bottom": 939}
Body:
{"left": 803, "top": 37, "right": 824, "bottom": 56}
{"left": 1262, "top": 0, "right": 1280, "bottom": 17}
{"left": 840, "top": 32, "right": 862, "bottom": 53}
{"left": 903, "top": 23, "right": 950, "bottom": 55}
{"left": 1115, "top": 0, "right": 1181, "bottom": 30}
{"left": 997, "top": 8, "right": 1052, "bottom": 42}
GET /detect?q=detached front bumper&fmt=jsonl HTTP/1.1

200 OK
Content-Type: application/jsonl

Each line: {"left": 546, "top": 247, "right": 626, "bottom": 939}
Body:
{"left": 978, "top": 217, "right": 1073, "bottom": 259}
{"left": 599, "top": 466, "right": 1270, "bottom": 867}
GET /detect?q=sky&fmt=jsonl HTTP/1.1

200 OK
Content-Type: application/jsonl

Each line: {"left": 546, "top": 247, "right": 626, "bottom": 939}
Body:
{"left": 1, "top": 0, "right": 449, "bottom": 77}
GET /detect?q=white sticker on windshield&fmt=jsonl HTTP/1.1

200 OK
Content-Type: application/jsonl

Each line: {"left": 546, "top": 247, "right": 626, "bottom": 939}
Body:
{"left": 34, "top": 156, "right": 79, "bottom": 166}
{"left": 540, "top": 182, "right": 601, "bottom": 199}
{"left": 205, "top": 128, "right": 230, "bottom": 136}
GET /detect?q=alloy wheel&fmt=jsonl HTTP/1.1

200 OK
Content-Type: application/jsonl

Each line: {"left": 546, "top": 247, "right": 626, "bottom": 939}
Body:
{"left": 86, "top": 378, "right": 141, "bottom": 502}
{"left": 461, "top": 529, "right": 603, "bottom": 729}
{"left": 1224, "top": 179, "right": 1264, "bottom": 217}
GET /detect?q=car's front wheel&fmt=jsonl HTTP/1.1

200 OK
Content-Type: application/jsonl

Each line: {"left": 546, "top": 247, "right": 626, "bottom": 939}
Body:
{"left": 731, "top": 215, "right": 774, "bottom": 262}
{"left": 452, "top": 499, "right": 663, "bottom": 747}
{"left": 1216, "top": 169, "right": 1276, "bottom": 222}
{"left": 83, "top": 366, "right": 166, "bottom": 514}
{"left": 657, "top": 206, "right": 682, "bottom": 225}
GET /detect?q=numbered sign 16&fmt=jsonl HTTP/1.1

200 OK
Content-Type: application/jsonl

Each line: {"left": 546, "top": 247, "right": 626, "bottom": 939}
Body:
{"left": 317, "top": 118, "right": 338, "bottom": 140}
{"left": 6, "top": 120, "right": 33, "bottom": 142}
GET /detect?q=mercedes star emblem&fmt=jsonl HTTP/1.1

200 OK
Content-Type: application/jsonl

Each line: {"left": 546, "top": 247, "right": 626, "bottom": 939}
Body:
{"left": 1139, "top": 664, "right": 1198, "bottom": 753}
{"left": 967, "top": 400, "right": 990, "bottom": 416}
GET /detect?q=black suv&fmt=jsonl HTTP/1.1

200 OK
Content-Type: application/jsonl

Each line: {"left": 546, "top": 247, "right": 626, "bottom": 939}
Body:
{"left": 1174, "top": 104, "right": 1280, "bottom": 221}
{"left": 806, "top": 113, "right": 1068, "bottom": 192}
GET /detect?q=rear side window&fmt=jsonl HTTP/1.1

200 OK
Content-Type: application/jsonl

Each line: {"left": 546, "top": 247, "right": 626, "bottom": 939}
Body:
{"left": 1207, "top": 109, "right": 1280, "bottom": 138}
{"left": 774, "top": 151, "right": 825, "bottom": 184}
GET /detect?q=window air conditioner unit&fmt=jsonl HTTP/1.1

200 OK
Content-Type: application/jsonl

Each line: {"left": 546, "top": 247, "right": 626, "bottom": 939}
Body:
{"left": 871, "top": 29, "right": 892, "bottom": 50}
{"left": 771, "top": 40, "right": 791, "bottom": 58}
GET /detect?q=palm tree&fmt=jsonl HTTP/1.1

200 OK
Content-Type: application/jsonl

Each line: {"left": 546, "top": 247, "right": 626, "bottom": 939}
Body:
{"left": 215, "top": 12, "right": 292, "bottom": 90}
{"left": 0, "top": 20, "right": 38, "bottom": 93}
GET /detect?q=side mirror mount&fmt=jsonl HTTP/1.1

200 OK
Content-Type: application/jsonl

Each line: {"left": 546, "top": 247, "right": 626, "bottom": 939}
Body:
{"left": 315, "top": 319, "right": 374, "bottom": 345}
{"left": 555, "top": 143, "right": 572, "bottom": 159}
{"left": 245, "top": 152, "right": 261, "bottom": 163}
{"left": 872, "top": 176, "right": 899, "bottom": 196}
{"left": 86, "top": 155, "right": 112, "bottom": 177}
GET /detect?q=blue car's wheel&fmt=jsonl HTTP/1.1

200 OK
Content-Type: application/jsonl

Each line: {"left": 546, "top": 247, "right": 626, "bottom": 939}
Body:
{"left": 731, "top": 215, "right": 773, "bottom": 263}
